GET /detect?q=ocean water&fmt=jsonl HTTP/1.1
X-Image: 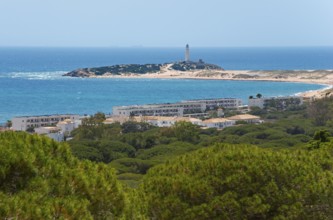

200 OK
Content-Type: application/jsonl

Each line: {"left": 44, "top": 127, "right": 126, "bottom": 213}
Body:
{"left": 0, "top": 47, "right": 332, "bottom": 123}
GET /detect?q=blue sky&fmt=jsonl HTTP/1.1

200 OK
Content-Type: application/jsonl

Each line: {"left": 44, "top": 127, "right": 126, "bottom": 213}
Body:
{"left": 1, "top": 0, "right": 333, "bottom": 47}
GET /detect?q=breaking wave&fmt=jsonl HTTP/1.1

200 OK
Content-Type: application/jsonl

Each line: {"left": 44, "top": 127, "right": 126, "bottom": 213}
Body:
{"left": 0, "top": 71, "right": 68, "bottom": 80}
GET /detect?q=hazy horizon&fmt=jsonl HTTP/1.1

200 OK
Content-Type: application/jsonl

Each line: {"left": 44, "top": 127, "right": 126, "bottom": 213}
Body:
{"left": 1, "top": 0, "right": 332, "bottom": 47}
{"left": 1, "top": 45, "right": 333, "bottom": 49}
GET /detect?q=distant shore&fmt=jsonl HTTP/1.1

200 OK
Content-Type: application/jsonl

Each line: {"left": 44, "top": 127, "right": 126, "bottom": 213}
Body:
{"left": 85, "top": 69, "right": 333, "bottom": 99}
{"left": 86, "top": 69, "right": 333, "bottom": 84}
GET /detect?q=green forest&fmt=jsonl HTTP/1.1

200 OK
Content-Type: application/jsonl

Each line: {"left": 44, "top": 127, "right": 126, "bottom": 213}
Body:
{"left": 1, "top": 97, "right": 333, "bottom": 219}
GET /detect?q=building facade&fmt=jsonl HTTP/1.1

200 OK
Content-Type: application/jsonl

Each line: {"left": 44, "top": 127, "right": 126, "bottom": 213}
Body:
{"left": 56, "top": 119, "right": 81, "bottom": 136}
{"left": 113, "top": 103, "right": 203, "bottom": 117}
{"left": 184, "top": 98, "right": 242, "bottom": 110}
{"left": 140, "top": 116, "right": 202, "bottom": 127}
{"left": 227, "top": 114, "right": 261, "bottom": 124}
{"left": 12, "top": 114, "right": 80, "bottom": 131}
{"left": 202, "top": 118, "right": 235, "bottom": 129}
{"left": 112, "top": 98, "right": 242, "bottom": 117}
{"left": 34, "top": 127, "right": 64, "bottom": 142}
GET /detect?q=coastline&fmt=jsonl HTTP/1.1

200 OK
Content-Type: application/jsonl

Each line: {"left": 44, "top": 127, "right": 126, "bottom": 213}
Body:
{"left": 86, "top": 69, "right": 333, "bottom": 99}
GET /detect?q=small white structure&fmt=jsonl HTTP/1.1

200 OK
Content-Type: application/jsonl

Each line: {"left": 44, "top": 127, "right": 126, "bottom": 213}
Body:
{"left": 34, "top": 127, "right": 64, "bottom": 142}
{"left": 217, "top": 108, "right": 224, "bottom": 117}
{"left": 227, "top": 114, "right": 261, "bottom": 124}
{"left": 202, "top": 118, "right": 235, "bottom": 129}
{"left": 12, "top": 114, "right": 80, "bottom": 131}
{"left": 56, "top": 119, "right": 79, "bottom": 136}
{"left": 185, "top": 44, "right": 190, "bottom": 62}
{"left": 149, "top": 116, "right": 202, "bottom": 127}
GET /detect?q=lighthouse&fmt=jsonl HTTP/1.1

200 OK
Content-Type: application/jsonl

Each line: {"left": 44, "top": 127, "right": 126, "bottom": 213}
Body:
{"left": 185, "top": 44, "right": 190, "bottom": 62}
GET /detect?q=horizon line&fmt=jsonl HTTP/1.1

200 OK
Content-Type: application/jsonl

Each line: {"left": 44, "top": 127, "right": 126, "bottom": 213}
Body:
{"left": 0, "top": 45, "right": 333, "bottom": 49}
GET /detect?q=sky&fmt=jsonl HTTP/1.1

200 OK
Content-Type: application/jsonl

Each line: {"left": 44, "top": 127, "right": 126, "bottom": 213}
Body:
{"left": 1, "top": 0, "right": 333, "bottom": 47}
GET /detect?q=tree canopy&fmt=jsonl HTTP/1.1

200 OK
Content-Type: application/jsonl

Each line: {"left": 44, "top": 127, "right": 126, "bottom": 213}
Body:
{"left": 0, "top": 131, "right": 125, "bottom": 219}
{"left": 140, "top": 144, "right": 333, "bottom": 219}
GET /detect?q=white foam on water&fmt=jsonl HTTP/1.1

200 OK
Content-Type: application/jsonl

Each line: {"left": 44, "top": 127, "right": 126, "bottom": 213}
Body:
{"left": 294, "top": 84, "right": 332, "bottom": 96}
{"left": 2, "top": 71, "right": 68, "bottom": 80}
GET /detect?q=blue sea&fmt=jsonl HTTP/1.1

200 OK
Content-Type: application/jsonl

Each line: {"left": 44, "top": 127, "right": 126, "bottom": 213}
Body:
{"left": 0, "top": 47, "right": 332, "bottom": 123}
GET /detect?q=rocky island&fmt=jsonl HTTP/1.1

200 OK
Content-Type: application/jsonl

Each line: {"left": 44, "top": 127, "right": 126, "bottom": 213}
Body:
{"left": 63, "top": 60, "right": 224, "bottom": 78}
{"left": 63, "top": 44, "right": 333, "bottom": 99}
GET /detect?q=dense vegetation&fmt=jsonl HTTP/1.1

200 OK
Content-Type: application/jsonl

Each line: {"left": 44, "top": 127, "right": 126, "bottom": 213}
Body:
{"left": 141, "top": 144, "right": 333, "bottom": 219}
{"left": 64, "top": 64, "right": 163, "bottom": 77}
{"left": 2, "top": 97, "right": 333, "bottom": 218}
{"left": 0, "top": 132, "right": 124, "bottom": 219}
{"left": 91, "top": 64, "right": 163, "bottom": 75}
{"left": 64, "top": 61, "right": 224, "bottom": 77}
{"left": 2, "top": 132, "right": 333, "bottom": 219}
{"left": 171, "top": 61, "right": 223, "bottom": 71}
{"left": 68, "top": 98, "right": 333, "bottom": 186}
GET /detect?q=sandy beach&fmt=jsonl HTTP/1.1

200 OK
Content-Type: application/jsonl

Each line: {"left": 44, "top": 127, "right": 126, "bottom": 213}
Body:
{"left": 89, "top": 68, "right": 333, "bottom": 100}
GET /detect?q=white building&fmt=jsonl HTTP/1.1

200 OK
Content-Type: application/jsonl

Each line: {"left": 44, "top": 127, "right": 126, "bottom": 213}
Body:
{"left": 227, "top": 114, "right": 261, "bottom": 124}
{"left": 202, "top": 118, "right": 235, "bottom": 129}
{"left": 140, "top": 116, "right": 202, "bottom": 127}
{"left": 112, "top": 103, "right": 203, "bottom": 117}
{"left": 12, "top": 114, "right": 80, "bottom": 131}
{"left": 56, "top": 119, "right": 81, "bottom": 136}
{"left": 34, "top": 127, "right": 64, "bottom": 142}
{"left": 103, "top": 116, "right": 202, "bottom": 128}
{"left": 184, "top": 98, "right": 242, "bottom": 110}
{"left": 112, "top": 98, "right": 242, "bottom": 117}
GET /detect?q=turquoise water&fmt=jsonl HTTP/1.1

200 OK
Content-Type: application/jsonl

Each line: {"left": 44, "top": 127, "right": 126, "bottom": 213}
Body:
{"left": 0, "top": 47, "right": 331, "bottom": 123}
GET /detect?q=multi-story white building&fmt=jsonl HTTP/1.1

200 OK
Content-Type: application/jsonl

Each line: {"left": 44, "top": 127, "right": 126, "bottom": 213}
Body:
{"left": 184, "top": 98, "right": 242, "bottom": 110}
{"left": 12, "top": 114, "right": 80, "bottom": 131}
{"left": 113, "top": 103, "right": 204, "bottom": 117}
{"left": 112, "top": 98, "right": 242, "bottom": 117}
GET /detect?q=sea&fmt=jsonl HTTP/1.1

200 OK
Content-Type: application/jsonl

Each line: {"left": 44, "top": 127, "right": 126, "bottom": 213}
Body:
{"left": 0, "top": 47, "right": 333, "bottom": 123}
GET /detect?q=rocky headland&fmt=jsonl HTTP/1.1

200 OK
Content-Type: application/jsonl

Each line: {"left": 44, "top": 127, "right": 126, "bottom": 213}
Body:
{"left": 63, "top": 61, "right": 223, "bottom": 77}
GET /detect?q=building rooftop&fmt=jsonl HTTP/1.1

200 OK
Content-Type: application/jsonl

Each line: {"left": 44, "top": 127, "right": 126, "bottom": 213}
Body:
{"left": 227, "top": 114, "right": 260, "bottom": 120}
{"left": 35, "top": 126, "right": 61, "bottom": 134}
{"left": 202, "top": 118, "right": 233, "bottom": 124}
{"left": 13, "top": 114, "right": 79, "bottom": 118}
{"left": 135, "top": 116, "right": 202, "bottom": 122}
{"left": 183, "top": 98, "right": 240, "bottom": 102}
{"left": 57, "top": 119, "right": 75, "bottom": 125}
{"left": 113, "top": 97, "right": 241, "bottom": 110}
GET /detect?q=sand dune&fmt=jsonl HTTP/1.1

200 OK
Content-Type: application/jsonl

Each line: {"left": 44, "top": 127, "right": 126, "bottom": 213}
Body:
{"left": 90, "top": 68, "right": 333, "bottom": 99}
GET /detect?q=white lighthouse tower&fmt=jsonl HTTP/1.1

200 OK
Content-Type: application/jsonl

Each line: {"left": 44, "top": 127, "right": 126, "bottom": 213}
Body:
{"left": 185, "top": 44, "right": 190, "bottom": 62}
